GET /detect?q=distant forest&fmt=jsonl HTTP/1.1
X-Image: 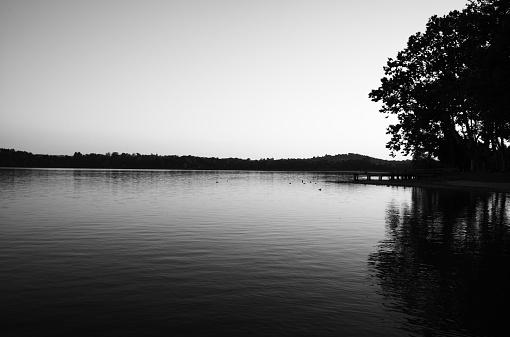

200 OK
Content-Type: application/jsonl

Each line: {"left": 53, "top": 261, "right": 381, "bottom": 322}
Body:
{"left": 0, "top": 148, "right": 414, "bottom": 171}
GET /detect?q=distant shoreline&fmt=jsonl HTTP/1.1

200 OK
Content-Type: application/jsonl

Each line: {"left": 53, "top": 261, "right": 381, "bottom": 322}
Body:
{"left": 0, "top": 148, "right": 409, "bottom": 172}
{"left": 340, "top": 172, "right": 510, "bottom": 193}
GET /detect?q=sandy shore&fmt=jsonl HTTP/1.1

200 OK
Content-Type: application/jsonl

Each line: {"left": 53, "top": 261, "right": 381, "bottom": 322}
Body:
{"left": 339, "top": 172, "right": 510, "bottom": 193}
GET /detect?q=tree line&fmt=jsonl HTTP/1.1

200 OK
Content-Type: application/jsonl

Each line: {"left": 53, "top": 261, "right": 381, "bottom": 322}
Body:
{"left": 0, "top": 148, "right": 411, "bottom": 171}
{"left": 370, "top": 0, "right": 509, "bottom": 171}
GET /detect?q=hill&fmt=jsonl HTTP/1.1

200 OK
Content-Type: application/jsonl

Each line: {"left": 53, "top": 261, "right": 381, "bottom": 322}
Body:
{"left": 0, "top": 148, "right": 411, "bottom": 171}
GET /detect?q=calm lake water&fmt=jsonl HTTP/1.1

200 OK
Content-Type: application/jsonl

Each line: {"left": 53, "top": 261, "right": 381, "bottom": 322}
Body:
{"left": 1, "top": 168, "right": 509, "bottom": 336}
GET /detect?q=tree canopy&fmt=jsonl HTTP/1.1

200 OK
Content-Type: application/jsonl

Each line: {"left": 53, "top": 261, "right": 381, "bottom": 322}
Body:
{"left": 369, "top": 0, "right": 510, "bottom": 171}
{"left": 0, "top": 148, "right": 411, "bottom": 171}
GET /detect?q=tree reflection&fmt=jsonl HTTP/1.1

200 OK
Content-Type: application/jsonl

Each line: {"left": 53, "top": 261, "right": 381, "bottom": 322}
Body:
{"left": 369, "top": 188, "right": 510, "bottom": 336}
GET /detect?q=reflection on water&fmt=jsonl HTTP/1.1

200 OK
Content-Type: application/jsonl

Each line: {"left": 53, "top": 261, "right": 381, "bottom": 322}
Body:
{"left": 0, "top": 169, "right": 397, "bottom": 336}
{"left": 369, "top": 188, "right": 510, "bottom": 336}
{"left": 1, "top": 169, "right": 510, "bottom": 336}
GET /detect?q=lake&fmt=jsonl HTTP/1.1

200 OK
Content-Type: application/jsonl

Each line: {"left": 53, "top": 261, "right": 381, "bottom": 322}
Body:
{"left": 1, "top": 168, "right": 509, "bottom": 336}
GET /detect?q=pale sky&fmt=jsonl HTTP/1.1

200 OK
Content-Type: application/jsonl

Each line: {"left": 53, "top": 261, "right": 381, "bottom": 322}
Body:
{"left": 0, "top": 0, "right": 468, "bottom": 160}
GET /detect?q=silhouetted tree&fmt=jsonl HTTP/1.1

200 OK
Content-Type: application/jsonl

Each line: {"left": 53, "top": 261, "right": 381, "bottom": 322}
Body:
{"left": 370, "top": 0, "right": 510, "bottom": 171}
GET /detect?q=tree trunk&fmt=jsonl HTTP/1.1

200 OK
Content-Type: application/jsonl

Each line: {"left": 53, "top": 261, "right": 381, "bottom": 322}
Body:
{"left": 499, "top": 137, "right": 506, "bottom": 171}
{"left": 450, "top": 128, "right": 478, "bottom": 171}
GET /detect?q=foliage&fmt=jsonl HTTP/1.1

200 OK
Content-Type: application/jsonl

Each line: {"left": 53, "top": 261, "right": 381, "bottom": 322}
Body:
{"left": 369, "top": 0, "right": 510, "bottom": 171}
{"left": 0, "top": 148, "right": 410, "bottom": 171}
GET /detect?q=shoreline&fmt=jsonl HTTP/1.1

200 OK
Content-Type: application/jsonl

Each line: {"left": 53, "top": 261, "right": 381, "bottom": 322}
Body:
{"left": 339, "top": 172, "right": 510, "bottom": 193}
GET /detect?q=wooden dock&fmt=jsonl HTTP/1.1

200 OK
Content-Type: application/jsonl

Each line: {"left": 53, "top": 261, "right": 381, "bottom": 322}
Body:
{"left": 351, "top": 168, "right": 448, "bottom": 181}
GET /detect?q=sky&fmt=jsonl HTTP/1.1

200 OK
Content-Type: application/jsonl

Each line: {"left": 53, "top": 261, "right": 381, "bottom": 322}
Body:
{"left": 0, "top": 0, "right": 469, "bottom": 160}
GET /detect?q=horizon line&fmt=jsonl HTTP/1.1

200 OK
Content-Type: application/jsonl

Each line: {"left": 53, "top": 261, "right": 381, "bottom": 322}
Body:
{"left": 1, "top": 147, "right": 408, "bottom": 162}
